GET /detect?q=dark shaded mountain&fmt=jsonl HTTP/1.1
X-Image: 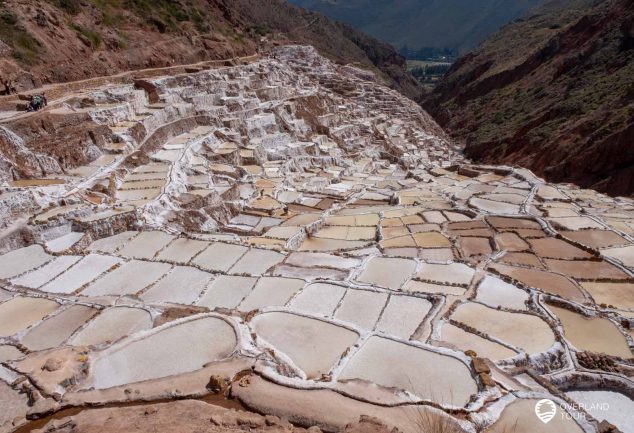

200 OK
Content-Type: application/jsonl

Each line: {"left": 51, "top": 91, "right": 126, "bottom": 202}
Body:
{"left": 424, "top": 0, "right": 634, "bottom": 197}
{"left": 0, "top": 0, "right": 422, "bottom": 100}
{"left": 286, "top": 0, "right": 544, "bottom": 54}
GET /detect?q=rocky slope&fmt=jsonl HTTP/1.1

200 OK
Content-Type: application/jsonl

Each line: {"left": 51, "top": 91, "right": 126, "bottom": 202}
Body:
{"left": 423, "top": 0, "right": 634, "bottom": 197}
{"left": 0, "top": 0, "right": 421, "bottom": 100}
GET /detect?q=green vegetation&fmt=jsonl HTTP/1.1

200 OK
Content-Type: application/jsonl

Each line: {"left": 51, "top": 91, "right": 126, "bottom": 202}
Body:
{"left": 191, "top": 8, "right": 210, "bottom": 33}
{"left": 45, "top": 0, "right": 213, "bottom": 33}
{"left": 250, "top": 25, "right": 270, "bottom": 37}
{"left": 48, "top": 0, "right": 82, "bottom": 15}
{"left": 0, "top": 10, "right": 41, "bottom": 65}
{"left": 71, "top": 24, "right": 102, "bottom": 49}
{"left": 407, "top": 60, "right": 451, "bottom": 86}
{"left": 122, "top": 0, "right": 200, "bottom": 32}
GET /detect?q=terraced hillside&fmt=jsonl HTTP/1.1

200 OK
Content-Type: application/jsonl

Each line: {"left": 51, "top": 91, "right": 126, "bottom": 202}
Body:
{"left": 0, "top": 0, "right": 421, "bottom": 100}
{"left": 0, "top": 45, "right": 632, "bottom": 433}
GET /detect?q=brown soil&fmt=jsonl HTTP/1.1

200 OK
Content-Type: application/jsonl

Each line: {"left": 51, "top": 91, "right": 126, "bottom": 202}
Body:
{"left": 28, "top": 399, "right": 398, "bottom": 433}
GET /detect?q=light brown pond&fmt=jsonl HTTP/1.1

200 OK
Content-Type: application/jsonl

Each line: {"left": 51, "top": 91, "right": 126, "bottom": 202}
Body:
{"left": 547, "top": 305, "right": 632, "bottom": 358}
{"left": 451, "top": 303, "right": 555, "bottom": 354}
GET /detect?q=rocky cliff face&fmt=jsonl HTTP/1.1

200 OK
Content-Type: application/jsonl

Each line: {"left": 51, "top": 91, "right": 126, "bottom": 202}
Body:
{"left": 424, "top": 0, "right": 634, "bottom": 197}
{"left": 0, "top": 0, "right": 421, "bottom": 100}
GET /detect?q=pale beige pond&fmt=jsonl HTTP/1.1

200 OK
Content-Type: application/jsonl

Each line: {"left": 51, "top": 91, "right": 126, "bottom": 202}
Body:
{"left": 69, "top": 306, "right": 152, "bottom": 347}
{"left": 141, "top": 266, "right": 213, "bottom": 304}
{"left": 0, "top": 345, "right": 23, "bottom": 362}
{"left": 339, "top": 336, "right": 477, "bottom": 407}
{"left": 566, "top": 390, "right": 634, "bottom": 433}
{"left": 230, "top": 249, "right": 285, "bottom": 275}
{"left": 298, "top": 238, "right": 370, "bottom": 252}
{"left": 252, "top": 312, "right": 359, "bottom": 378}
{"left": 451, "top": 302, "right": 555, "bottom": 354}
{"left": 81, "top": 260, "right": 172, "bottom": 296}
{"left": 601, "top": 245, "right": 634, "bottom": 267}
{"left": 238, "top": 277, "right": 304, "bottom": 311}
{"left": 196, "top": 275, "right": 257, "bottom": 309}
{"left": 117, "top": 231, "right": 175, "bottom": 259}
{"left": 416, "top": 262, "right": 475, "bottom": 285}
{"left": 470, "top": 197, "right": 520, "bottom": 214}
{"left": 375, "top": 295, "right": 431, "bottom": 339}
{"left": 580, "top": 281, "right": 634, "bottom": 310}
{"left": 41, "top": 254, "right": 122, "bottom": 294}
{"left": 192, "top": 242, "right": 248, "bottom": 272}
{"left": 90, "top": 317, "right": 237, "bottom": 389}
{"left": 487, "top": 398, "right": 583, "bottom": 433}
{"left": 334, "top": 289, "right": 388, "bottom": 330}
{"left": 10, "top": 256, "right": 82, "bottom": 289}
{"left": 21, "top": 305, "right": 98, "bottom": 351}
{"left": 476, "top": 276, "right": 528, "bottom": 310}
{"left": 0, "top": 296, "right": 59, "bottom": 337}
{"left": 0, "top": 245, "right": 52, "bottom": 279}
{"left": 290, "top": 283, "right": 347, "bottom": 316}
{"left": 439, "top": 323, "right": 517, "bottom": 361}
{"left": 495, "top": 232, "right": 529, "bottom": 251}
{"left": 357, "top": 257, "right": 416, "bottom": 290}
{"left": 87, "top": 232, "right": 138, "bottom": 253}
{"left": 156, "top": 238, "right": 209, "bottom": 263}
{"left": 413, "top": 231, "right": 452, "bottom": 248}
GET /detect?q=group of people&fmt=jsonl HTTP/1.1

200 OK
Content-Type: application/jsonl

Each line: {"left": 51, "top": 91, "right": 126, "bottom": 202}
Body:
{"left": 1, "top": 77, "right": 17, "bottom": 95}
{"left": 1, "top": 75, "right": 48, "bottom": 112}
{"left": 27, "top": 93, "right": 47, "bottom": 112}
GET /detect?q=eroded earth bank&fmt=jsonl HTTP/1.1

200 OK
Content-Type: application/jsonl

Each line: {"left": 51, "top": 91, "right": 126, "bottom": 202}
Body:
{"left": 0, "top": 46, "right": 633, "bottom": 433}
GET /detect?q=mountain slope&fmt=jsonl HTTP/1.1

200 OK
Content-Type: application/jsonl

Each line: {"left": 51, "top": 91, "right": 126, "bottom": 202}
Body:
{"left": 287, "top": 0, "right": 543, "bottom": 54}
{"left": 423, "top": 0, "right": 634, "bottom": 197}
{"left": 0, "top": 0, "right": 421, "bottom": 100}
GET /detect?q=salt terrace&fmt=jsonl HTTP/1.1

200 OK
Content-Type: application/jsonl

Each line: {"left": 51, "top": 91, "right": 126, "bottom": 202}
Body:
{"left": 0, "top": 45, "right": 633, "bottom": 433}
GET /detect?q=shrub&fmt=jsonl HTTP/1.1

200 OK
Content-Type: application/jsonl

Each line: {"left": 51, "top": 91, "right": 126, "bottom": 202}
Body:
{"left": 49, "top": 0, "right": 82, "bottom": 15}
{"left": 71, "top": 24, "right": 102, "bottom": 49}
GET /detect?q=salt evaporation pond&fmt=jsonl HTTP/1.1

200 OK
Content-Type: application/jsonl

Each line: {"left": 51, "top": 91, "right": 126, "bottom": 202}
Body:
{"left": 339, "top": 336, "right": 477, "bottom": 407}
{"left": 451, "top": 302, "right": 555, "bottom": 354}
{"left": 487, "top": 398, "right": 583, "bottom": 432}
{"left": 69, "top": 306, "right": 152, "bottom": 347}
{"left": 547, "top": 305, "right": 632, "bottom": 358}
{"left": 566, "top": 390, "right": 634, "bottom": 433}
{"left": 89, "top": 316, "right": 237, "bottom": 389}
{"left": 252, "top": 312, "right": 358, "bottom": 379}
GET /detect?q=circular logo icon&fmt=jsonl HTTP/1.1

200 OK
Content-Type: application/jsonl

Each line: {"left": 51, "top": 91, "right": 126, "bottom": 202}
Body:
{"left": 535, "top": 399, "right": 557, "bottom": 424}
